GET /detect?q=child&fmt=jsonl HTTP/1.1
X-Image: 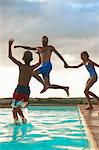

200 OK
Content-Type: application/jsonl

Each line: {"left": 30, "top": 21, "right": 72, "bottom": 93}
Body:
{"left": 14, "top": 35, "right": 69, "bottom": 96}
{"left": 8, "top": 39, "right": 44, "bottom": 124}
{"left": 65, "top": 51, "right": 99, "bottom": 109}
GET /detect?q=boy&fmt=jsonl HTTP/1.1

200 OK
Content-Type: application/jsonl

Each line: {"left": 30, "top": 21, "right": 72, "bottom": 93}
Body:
{"left": 9, "top": 39, "right": 43, "bottom": 124}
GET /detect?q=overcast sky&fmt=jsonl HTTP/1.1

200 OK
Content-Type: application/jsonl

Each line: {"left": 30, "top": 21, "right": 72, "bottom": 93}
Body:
{"left": 0, "top": 0, "right": 99, "bottom": 98}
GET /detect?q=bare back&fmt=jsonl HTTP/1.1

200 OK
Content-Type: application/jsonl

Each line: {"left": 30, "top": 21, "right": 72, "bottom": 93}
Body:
{"left": 39, "top": 46, "right": 53, "bottom": 63}
{"left": 18, "top": 64, "right": 33, "bottom": 86}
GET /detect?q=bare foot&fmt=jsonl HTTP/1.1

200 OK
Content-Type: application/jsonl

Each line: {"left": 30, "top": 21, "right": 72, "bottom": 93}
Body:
{"left": 85, "top": 106, "right": 93, "bottom": 110}
{"left": 64, "top": 87, "right": 69, "bottom": 96}
{"left": 40, "top": 85, "right": 49, "bottom": 93}
{"left": 14, "top": 119, "right": 20, "bottom": 125}
{"left": 22, "top": 118, "right": 27, "bottom": 124}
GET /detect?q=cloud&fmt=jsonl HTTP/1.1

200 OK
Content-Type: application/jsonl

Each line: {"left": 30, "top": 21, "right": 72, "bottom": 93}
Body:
{"left": 0, "top": 0, "right": 99, "bottom": 41}
{"left": 0, "top": 0, "right": 99, "bottom": 99}
{"left": 0, "top": 0, "right": 99, "bottom": 67}
{"left": 24, "top": 0, "right": 47, "bottom": 2}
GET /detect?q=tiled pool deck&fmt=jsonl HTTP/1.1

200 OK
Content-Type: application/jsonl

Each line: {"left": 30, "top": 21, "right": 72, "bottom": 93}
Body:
{"left": 79, "top": 105, "right": 99, "bottom": 150}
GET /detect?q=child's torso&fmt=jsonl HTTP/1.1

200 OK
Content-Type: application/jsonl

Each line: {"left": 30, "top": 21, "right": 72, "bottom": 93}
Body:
{"left": 18, "top": 64, "right": 33, "bottom": 85}
{"left": 84, "top": 61, "right": 97, "bottom": 77}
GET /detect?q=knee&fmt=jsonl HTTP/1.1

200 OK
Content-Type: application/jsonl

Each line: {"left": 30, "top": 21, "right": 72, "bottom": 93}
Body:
{"left": 84, "top": 89, "right": 89, "bottom": 95}
{"left": 12, "top": 108, "right": 15, "bottom": 112}
{"left": 33, "top": 70, "right": 38, "bottom": 76}
{"left": 12, "top": 108, "right": 17, "bottom": 113}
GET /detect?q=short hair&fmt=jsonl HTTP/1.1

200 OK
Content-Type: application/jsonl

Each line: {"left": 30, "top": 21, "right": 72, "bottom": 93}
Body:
{"left": 81, "top": 51, "right": 89, "bottom": 58}
{"left": 23, "top": 51, "right": 33, "bottom": 62}
{"left": 42, "top": 35, "right": 48, "bottom": 41}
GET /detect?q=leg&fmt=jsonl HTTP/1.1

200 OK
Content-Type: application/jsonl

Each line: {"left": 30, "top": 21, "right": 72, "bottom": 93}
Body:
{"left": 11, "top": 100, "right": 19, "bottom": 123}
{"left": 84, "top": 92, "right": 93, "bottom": 109}
{"left": 85, "top": 78, "right": 90, "bottom": 87}
{"left": 12, "top": 108, "right": 20, "bottom": 124}
{"left": 84, "top": 77, "right": 97, "bottom": 109}
{"left": 88, "top": 91, "right": 99, "bottom": 105}
{"left": 49, "top": 84, "right": 69, "bottom": 96}
{"left": 34, "top": 62, "right": 53, "bottom": 93}
{"left": 40, "top": 75, "right": 50, "bottom": 93}
{"left": 12, "top": 108, "right": 18, "bottom": 120}
{"left": 33, "top": 70, "right": 49, "bottom": 91}
{"left": 17, "top": 107, "right": 27, "bottom": 123}
{"left": 33, "top": 70, "right": 45, "bottom": 85}
{"left": 41, "top": 75, "right": 69, "bottom": 96}
{"left": 88, "top": 91, "right": 99, "bottom": 101}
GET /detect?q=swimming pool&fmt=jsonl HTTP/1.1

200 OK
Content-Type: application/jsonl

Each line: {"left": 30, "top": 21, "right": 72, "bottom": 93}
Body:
{"left": 0, "top": 106, "right": 91, "bottom": 150}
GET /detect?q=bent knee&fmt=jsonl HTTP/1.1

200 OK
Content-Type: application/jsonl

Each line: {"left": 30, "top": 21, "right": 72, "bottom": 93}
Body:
{"left": 84, "top": 89, "right": 89, "bottom": 94}
{"left": 33, "top": 70, "right": 39, "bottom": 76}
{"left": 12, "top": 107, "right": 17, "bottom": 113}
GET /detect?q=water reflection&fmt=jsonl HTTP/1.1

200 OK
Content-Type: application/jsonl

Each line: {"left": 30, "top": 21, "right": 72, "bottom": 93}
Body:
{"left": 12, "top": 123, "right": 33, "bottom": 142}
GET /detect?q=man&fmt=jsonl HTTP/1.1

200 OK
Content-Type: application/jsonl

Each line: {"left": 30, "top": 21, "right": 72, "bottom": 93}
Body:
{"left": 14, "top": 35, "right": 69, "bottom": 96}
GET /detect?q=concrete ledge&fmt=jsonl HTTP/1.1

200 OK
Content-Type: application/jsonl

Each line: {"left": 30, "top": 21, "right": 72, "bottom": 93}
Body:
{"left": 79, "top": 105, "right": 99, "bottom": 150}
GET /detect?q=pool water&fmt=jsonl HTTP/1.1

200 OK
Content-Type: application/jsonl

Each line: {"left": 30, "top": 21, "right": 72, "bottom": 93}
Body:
{"left": 0, "top": 106, "right": 90, "bottom": 150}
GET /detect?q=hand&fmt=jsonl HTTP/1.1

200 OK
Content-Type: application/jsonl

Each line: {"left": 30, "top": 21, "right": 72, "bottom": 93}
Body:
{"left": 64, "top": 63, "right": 68, "bottom": 68}
{"left": 9, "top": 39, "right": 14, "bottom": 46}
{"left": 14, "top": 45, "right": 20, "bottom": 48}
{"left": 34, "top": 47, "right": 41, "bottom": 54}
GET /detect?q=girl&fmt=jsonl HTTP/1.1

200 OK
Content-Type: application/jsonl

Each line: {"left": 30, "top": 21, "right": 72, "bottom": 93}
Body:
{"left": 65, "top": 51, "right": 99, "bottom": 109}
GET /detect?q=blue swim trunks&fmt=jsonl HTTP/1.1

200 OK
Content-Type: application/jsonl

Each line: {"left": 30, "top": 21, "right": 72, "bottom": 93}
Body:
{"left": 38, "top": 61, "right": 52, "bottom": 78}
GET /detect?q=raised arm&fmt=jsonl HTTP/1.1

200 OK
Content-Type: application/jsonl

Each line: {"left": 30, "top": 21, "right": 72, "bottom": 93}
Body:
{"left": 67, "top": 63, "right": 83, "bottom": 68}
{"left": 52, "top": 46, "right": 68, "bottom": 67}
{"left": 8, "top": 39, "right": 21, "bottom": 66}
{"left": 32, "top": 52, "right": 41, "bottom": 69}
{"left": 14, "top": 45, "right": 36, "bottom": 51}
{"left": 90, "top": 60, "right": 99, "bottom": 67}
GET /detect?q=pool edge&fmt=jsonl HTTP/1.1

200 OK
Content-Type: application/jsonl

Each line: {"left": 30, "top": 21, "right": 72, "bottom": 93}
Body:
{"left": 78, "top": 105, "right": 99, "bottom": 150}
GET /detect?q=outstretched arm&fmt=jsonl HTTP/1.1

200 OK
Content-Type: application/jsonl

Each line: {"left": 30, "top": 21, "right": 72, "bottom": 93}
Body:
{"left": 90, "top": 60, "right": 99, "bottom": 67}
{"left": 67, "top": 63, "right": 83, "bottom": 68}
{"left": 14, "top": 45, "right": 37, "bottom": 51}
{"left": 52, "top": 47, "right": 68, "bottom": 67}
{"left": 8, "top": 39, "right": 21, "bottom": 66}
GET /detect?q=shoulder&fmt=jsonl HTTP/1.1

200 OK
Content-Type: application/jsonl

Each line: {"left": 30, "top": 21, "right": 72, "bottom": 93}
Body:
{"left": 19, "top": 62, "right": 25, "bottom": 68}
{"left": 31, "top": 65, "right": 37, "bottom": 70}
{"left": 89, "top": 59, "right": 94, "bottom": 65}
{"left": 81, "top": 61, "right": 84, "bottom": 65}
{"left": 37, "top": 46, "right": 42, "bottom": 48}
{"left": 17, "top": 61, "right": 23, "bottom": 67}
{"left": 36, "top": 46, "right": 42, "bottom": 50}
{"left": 48, "top": 45, "right": 55, "bottom": 51}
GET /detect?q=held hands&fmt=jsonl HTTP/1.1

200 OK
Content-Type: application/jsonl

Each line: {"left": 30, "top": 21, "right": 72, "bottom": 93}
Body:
{"left": 64, "top": 63, "right": 69, "bottom": 68}
{"left": 9, "top": 39, "right": 14, "bottom": 46}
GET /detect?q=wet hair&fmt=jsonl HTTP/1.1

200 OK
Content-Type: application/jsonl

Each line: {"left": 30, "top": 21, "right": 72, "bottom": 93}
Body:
{"left": 22, "top": 51, "right": 33, "bottom": 64}
{"left": 81, "top": 51, "right": 89, "bottom": 58}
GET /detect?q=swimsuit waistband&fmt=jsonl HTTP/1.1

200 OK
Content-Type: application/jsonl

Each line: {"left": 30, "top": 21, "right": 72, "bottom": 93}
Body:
{"left": 42, "top": 61, "right": 51, "bottom": 64}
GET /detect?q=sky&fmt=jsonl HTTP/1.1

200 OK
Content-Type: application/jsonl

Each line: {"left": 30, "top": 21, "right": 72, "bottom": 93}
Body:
{"left": 0, "top": 0, "right": 99, "bottom": 98}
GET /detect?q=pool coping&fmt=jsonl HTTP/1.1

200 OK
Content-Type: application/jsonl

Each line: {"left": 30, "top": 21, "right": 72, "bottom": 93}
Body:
{"left": 78, "top": 105, "right": 99, "bottom": 150}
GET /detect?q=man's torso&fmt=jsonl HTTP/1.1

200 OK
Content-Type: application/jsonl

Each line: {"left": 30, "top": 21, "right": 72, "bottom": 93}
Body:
{"left": 39, "top": 46, "right": 53, "bottom": 63}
